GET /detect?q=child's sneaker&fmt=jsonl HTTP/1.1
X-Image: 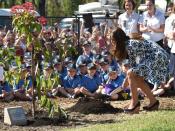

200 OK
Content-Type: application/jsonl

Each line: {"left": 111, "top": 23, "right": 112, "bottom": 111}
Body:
{"left": 71, "top": 94, "right": 77, "bottom": 99}
{"left": 66, "top": 94, "right": 72, "bottom": 98}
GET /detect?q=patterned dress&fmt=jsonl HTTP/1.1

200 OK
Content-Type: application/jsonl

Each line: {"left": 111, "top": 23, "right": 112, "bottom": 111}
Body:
{"left": 127, "top": 39, "right": 169, "bottom": 86}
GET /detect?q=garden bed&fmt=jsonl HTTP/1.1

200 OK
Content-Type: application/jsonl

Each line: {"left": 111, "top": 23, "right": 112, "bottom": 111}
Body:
{"left": 0, "top": 95, "right": 175, "bottom": 131}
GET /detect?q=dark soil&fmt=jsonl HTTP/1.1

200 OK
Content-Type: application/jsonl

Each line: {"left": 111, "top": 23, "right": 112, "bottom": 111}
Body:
{"left": 0, "top": 92, "right": 175, "bottom": 131}
{"left": 68, "top": 97, "right": 119, "bottom": 114}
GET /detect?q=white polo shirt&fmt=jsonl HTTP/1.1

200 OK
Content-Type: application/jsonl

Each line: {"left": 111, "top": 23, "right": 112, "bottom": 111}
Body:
{"left": 118, "top": 11, "right": 140, "bottom": 36}
{"left": 139, "top": 9, "right": 165, "bottom": 42}
{"left": 164, "top": 14, "right": 175, "bottom": 53}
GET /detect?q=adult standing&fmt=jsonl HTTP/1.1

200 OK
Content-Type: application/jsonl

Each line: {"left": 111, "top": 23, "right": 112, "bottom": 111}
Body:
{"left": 110, "top": 27, "right": 169, "bottom": 113}
{"left": 118, "top": 0, "right": 140, "bottom": 36}
{"left": 164, "top": 4, "right": 175, "bottom": 90}
{"left": 139, "top": 0, "right": 165, "bottom": 48}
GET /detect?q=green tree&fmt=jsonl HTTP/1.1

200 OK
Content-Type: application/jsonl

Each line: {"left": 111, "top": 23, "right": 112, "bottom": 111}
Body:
{"left": 60, "top": 0, "right": 98, "bottom": 16}
{"left": 61, "top": 0, "right": 74, "bottom": 16}
{"left": 11, "top": 2, "right": 67, "bottom": 119}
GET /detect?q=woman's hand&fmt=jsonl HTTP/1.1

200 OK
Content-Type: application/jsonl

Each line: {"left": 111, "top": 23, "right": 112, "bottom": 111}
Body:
{"left": 122, "top": 77, "right": 129, "bottom": 89}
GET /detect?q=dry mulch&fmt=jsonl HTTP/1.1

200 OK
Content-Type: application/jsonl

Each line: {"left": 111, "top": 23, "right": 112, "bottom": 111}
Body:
{"left": 0, "top": 92, "right": 175, "bottom": 131}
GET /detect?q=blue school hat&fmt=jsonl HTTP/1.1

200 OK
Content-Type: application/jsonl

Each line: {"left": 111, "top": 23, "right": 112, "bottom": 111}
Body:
{"left": 87, "top": 63, "right": 96, "bottom": 70}
{"left": 101, "top": 50, "right": 111, "bottom": 57}
{"left": 99, "top": 57, "right": 109, "bottom": 65}
{"left": 53, "top": 58, "right": 62, "bottom": 65}
{"left": 93, "top": 54, "right": 102, "bottom": 63}
{"left": 78, "top": 60, "right": 87, "bottom": 67}
{"left": 64, "top": 57, "right": 73, "bottom": 64}
{"left": 24, "top": 52, "right": 32, "bottom": 59}
{"left": 43, "top": 62, "right": 52, "bottom": 70}
{"left": 82, "top": 41, "right": 91, "bottom": 46}
{"left": 67, "top": 63, "right": 76, "bottom": 71}
{"left": 20, "top": 64, "right": 27, "bottom": 71}
{"left": 10, "top": 61, "right": 18, "bottom": 70}
{"left": 25, "top": 62, "right": 32, "bottom": 68}
{"left": 54, "top": 55, "right": 60, "bottom": 60}
{"left": 108, "top": 66, "right": 118, "bottom": 73}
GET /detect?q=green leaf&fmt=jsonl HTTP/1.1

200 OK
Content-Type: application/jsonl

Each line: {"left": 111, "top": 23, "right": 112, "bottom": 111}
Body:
{"left": 40, "top": 95, "right": 48, "bottom": 107}
{"left": 24, "top": 80, "right": 30, "bottom": 89}
{"left": 41, "top": 79, "right": 46, "bottom": 90}
{"left": 46, "top": 99, "right": 53, "bottom": 114}
{"left": 47, "top": 79, "right": 52, "bottom": 90}
{"left": 27, "top": 35, "right": 32, "bottom": 46}
{"left": 35, "top": 23, "right": 42, "bottom": 32}
{"left": 49, "top": 106, "right": 54, "bottom": 118}
{"left": 15, "top": 56, "right": 21, "bottom": 68}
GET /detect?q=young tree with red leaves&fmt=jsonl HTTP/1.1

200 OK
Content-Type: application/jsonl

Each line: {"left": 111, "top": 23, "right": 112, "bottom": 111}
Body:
{"left": 11, "top": 2, "right": 66, "bottom": 119}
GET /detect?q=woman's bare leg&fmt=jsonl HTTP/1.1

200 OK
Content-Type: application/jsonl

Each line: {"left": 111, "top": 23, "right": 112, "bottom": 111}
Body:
{"left": 127, "top": 71, "right": 139, "bottom": 109}
{"left": 127, "top": 71, "right": 157, "bottom": 109}
{"left": 136, "top": 77, "right": 157, "bottom": 106}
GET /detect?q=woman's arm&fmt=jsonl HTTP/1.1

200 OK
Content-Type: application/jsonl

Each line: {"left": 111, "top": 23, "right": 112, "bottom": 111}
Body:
{"left": 148, "top": 24, "right": 165, "bottom": 33}
{"left": 122, "top": 77, "right": 129, "bottom": 89}
{"left": 139, "top": 24, "right": 149, "bottom": 33}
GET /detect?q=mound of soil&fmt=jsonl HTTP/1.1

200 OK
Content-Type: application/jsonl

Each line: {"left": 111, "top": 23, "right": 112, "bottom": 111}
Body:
{"left": 68, "top": 97, "right": 119, "bottom": 114}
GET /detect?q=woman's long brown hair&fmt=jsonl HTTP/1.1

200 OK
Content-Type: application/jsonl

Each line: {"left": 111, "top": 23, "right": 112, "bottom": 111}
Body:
{"left": 112, "top": 27, "right": 128, "bottom": 61}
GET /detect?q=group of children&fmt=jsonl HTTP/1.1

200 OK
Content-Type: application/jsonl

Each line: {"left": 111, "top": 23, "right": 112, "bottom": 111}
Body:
{"left": 0, "top": 47, "right": 132, "bottom": 102}
{"left": 0, "top": 62, "right": 33, "bottom": 102}
{"left": 50, "top": 47, "right": 132, "bottom": 100}
{"left": 56, "top": 62, "right": 128, "bottom": 100}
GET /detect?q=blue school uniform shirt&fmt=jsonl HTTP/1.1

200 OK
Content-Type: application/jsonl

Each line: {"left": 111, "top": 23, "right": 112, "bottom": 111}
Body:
{"left": 26, "top": 76, "right": 33, "bottom": 89}
{"left": 76, "top": 52, "right": 94, "bottom": 67}
{"left": 110, "top": 59, "right": 119, "bottom": 70}
{"left": 14, "top": 76, "right": 33, "bottom": 91}
{"left": 63, "top": 75, "right": 81, "bottom": 89}
{"left": 77, "top": 72, "right": 86, "bottom": 78}
{"left": 14, "top": 79, "right": 24, "bottom": 91}
{"left": 82, "top": 74, "right": 102, "bottom": 92}
{"left": 56, "top": 68, "right": 67, "bottom": 86}
{"left": 108, "top": 75, "right": 124, "bottom": 90}
{"left": 0, "top": 81, "right": 12, "bottom": 93}
{"left": 99, "top": 70, "right": 108, "bottom": 84}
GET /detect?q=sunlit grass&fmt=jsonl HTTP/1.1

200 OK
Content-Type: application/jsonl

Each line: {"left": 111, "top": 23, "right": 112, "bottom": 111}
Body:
{"left": 63, "top": 110, "right": 175, "bottom": 131}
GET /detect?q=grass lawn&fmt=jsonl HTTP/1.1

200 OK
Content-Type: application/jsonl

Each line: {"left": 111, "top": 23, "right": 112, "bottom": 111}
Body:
{"left": 63, "top": 110, "right": 175, "bottom": 131}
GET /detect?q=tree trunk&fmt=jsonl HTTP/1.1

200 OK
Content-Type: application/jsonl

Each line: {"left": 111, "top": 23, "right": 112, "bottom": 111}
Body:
{"left": 31, "top": 44, "right": 36, "bottom": 119}
{"left": 38, "top": 0, "right": 46, "bottom": 16}
{"left": 32, "top": 0, "right": 36, "bottom": 7}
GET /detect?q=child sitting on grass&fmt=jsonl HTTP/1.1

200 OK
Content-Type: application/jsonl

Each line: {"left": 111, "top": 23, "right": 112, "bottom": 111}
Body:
{"left": 13, "top": 65, "right": 33, "bottom": 101}
{"left": 80, "top": 63, "right": 102, "bottom": 98}
{"left": 97, "top": 66, "right": 124, "bottom": 100}
{"left": 152, "top": 77, "right": 174, "bottom": 96}
{"left": 57, "top": 63, "right": 82, "bottom": 98}
{"left": 0, "top": 65, "right": 14, "bottom": 102}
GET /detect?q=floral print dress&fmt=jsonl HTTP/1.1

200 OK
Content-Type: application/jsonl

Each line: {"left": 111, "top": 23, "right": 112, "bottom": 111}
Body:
{"left": 127, "top": 39, "right": 169, "bottom": 86}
